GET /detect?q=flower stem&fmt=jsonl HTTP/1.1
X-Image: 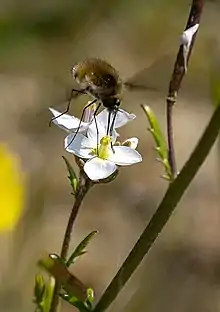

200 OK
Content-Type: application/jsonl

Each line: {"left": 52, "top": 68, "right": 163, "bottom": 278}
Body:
{"left": 49, "top": 165, "right": 93, "bottom": 312}
{"left": 166, "top": 0, "right": 204, "bottom": 178}
{"left": 94, "top": 103, "right": 220, "bottom": 312}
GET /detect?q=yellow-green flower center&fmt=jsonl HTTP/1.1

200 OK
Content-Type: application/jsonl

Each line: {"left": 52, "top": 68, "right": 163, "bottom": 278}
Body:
{"left": 91, "top": 136, "right": 112, "bottom": 160}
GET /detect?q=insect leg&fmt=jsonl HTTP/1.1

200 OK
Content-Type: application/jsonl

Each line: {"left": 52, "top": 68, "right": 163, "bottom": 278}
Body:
{"left": 49, "top": 88, "right": 86, "bottom": 126}
{"left": 65, "top": 99, "right": 97, "bottom": 149}
{"left": 106, "top": 109, "right": 112, "bottom": 136}
{"left": 90, "top": 103, "right": 102, "bottom": 156}
{"left": 109, "top": 108, "right": 119, "bottom": 153}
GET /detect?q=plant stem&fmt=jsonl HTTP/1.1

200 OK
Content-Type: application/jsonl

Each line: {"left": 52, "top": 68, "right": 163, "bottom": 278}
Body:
{"left": 166, "top": 0, "right": 204, "bottom": 178}
{"left": 218, "top": 136, "right": 220, "bottom": 194}
{"left": 166, "top": 100, "right": 176, "bottom": 177}
{"left": 94, "top": 103, "right": 220, "bottom": 312}
{"left": 49, "top": 167, "right": 92, "bottom": 312}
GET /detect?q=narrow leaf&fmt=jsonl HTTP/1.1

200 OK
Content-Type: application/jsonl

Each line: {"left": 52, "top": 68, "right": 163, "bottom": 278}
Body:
{"left": 141, "top": 105, "right": 172, "bottom": 179}
{"left": 66, "top": 230, "right": 98, "bottom": 267}
{"left": 41, "top": 277, "right": 55, "bottom": 312}
{"left": 142, "top": 105, "right": 167, "bottom": 158}
{"left": 34, "top": 274, "right": 45, "bottom": 309}
{"left": 62, "top": 156, "right": 78, "bottom": 194}
{"left": 34, "top": 274, "right": 45, "bottom": 304}
{"left": 61, "top": 294, "right": 91, "bottom": 312}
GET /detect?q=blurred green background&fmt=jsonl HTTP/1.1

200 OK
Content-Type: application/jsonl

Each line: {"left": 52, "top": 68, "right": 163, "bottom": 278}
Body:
{"left": 0, "top": 0, "right": 220, "bottom": 311}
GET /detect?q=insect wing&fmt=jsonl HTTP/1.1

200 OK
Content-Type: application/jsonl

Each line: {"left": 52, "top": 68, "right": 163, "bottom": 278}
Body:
{"left": 124, "top": 53, "right": 212, "bottom": 102}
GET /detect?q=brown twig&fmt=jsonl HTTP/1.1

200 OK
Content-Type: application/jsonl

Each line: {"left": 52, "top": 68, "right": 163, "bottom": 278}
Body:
{"left": 166, "top": 0, "right": 204, "bottom": 179}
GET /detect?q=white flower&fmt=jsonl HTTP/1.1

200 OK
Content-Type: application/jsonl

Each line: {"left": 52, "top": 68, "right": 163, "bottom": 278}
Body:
{"left": 49, "top": 106, "right": 136, "bottom": 135}
{"left": 180, "top": 23, "right": 199, "bottom": 72}
{"left": 49, "top": 104, "right": 141, "bottom": 181}
{"left": 64, "top": 124, "right": 142, "bottom": 181}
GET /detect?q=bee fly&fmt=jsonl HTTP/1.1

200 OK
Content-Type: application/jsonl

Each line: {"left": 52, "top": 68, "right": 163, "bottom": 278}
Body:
{"left": 50, "top": 58, "right": 124, "bottom": 148}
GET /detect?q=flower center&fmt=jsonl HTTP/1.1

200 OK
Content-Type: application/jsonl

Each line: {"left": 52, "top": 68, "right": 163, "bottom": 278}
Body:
{"left": 93, "top": 136, "right": 112, "bottom": 160}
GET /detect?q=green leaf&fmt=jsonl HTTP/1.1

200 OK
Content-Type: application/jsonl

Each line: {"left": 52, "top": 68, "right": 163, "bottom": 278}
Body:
{"left": 142, "top": 105, "right": 167, "bottom": 159}
{"left": 66, "top": 230, "right": 98, "bottom": 267}
{"left": 33, "top": 274, "right": 46, "bottom": 311}
{"left": 41, "top": 278, "right": 55, "bottom": 312}
{"left": 141, "top": 105, "right": 172, "bottom": 180}
{"left": 33, "top": 274, "right": 55, "bottom": 312}
{"left": 38, "top": 254, "right": 87, "bottom": 301}
{"left": 61, "top": 293, "right": 91, "bottom": 312}
{"left": 34, "top": 274, "right": 45, "bottom": 304}
{"left": 62, "top": 156, "right": 78, "bottom": 194}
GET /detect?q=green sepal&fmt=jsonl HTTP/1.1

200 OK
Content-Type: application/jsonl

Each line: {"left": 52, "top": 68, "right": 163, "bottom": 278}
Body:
{"left": 141, "top": 105, "right": 172, "bottom": 180}
{"left": 62, "top": 156, "right": 78, "bottom": 194}
{"left": 66, "top": 230, "right": 98, "bottom": 267}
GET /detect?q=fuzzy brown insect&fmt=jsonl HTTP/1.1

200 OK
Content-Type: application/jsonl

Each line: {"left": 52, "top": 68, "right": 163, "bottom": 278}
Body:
{"left": 50, "top": 58, "right": 124, "bottom": 140}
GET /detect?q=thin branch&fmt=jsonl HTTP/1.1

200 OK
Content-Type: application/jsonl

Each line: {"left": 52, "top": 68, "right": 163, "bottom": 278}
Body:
{"left": 60, "top": 181, "right": 92, "bottom": 261}
{"left": 49, "top": 168, "right": 93, "bottom": 312}
{"left": 166, "top": 0, "right": 204, "bottom": 178}
{"left": 166, "top": 102, "right": 175, "bottom": 177}
{"left": 94, "top": 103, "right": 220, "bottom": 312}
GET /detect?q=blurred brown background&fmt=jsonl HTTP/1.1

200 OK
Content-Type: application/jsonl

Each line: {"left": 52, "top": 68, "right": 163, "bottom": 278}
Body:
{"left": 0, "top": 0, "right": 220, "bottom": 311}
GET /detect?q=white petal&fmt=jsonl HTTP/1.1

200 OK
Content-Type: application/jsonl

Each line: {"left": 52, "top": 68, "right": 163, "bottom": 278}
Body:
{"left": 49, "top": 107, "right": 88, "bottom": 132}
{"left": 84, "top": 157, "right": 117, "bottom": 181}
{"left": 95, "top": 108, "right": 111, "bottom": 125}
{"left": 109, "top": 146, "right": 142, "bottom": 165}
{"left": 180, "top": 24, "right": 199, "bottom": 72}
{"left": 110, "top": 129, "right": 118, "bottom": 144}
{"left": 83, "top": 101, "right": 98, "bottom": 123}
{"left": 114, "top": 109, "right": 136, "bottom": 128}
{"left": 96, "top": 108, "right": 136, "bottom": 129}
{"left": 87, "top": 122, "right": 106, "bottom": 144}
{"left": 87, "top": 123, "right": 118, "bottom": 145}
{"left": 64, "top": 134, "right": 94, "bottom": 159}
{"left": 122, "top": 137, "right": 139, "bottom": 149}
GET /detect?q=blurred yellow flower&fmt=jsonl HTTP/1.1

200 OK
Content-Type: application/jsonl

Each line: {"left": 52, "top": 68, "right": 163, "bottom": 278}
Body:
{"left": 0, "top": 144, "right": 25, "bottom": 231}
